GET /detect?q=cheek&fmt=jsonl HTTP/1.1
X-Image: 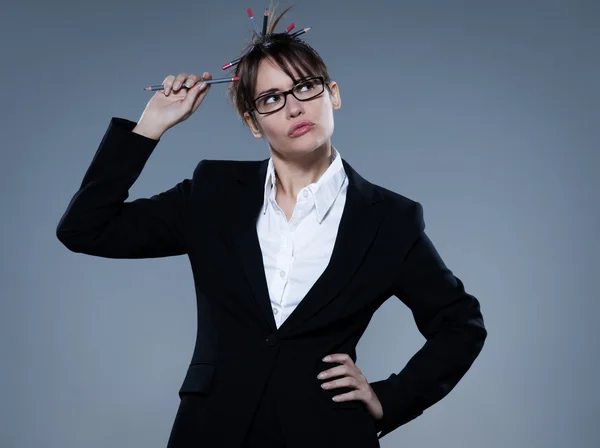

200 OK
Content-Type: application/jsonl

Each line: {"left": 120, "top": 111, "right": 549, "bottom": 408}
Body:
{"left": 318, "top": 110, "right": 335, "bottom": 133}
{"left": 260, "top": 115, "right": 284, "bottom": 135}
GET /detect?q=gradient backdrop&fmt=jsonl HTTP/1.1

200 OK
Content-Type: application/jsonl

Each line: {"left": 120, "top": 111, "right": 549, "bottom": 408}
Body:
{"left": 1, "top": 0, "right": 598, "bottom": 447}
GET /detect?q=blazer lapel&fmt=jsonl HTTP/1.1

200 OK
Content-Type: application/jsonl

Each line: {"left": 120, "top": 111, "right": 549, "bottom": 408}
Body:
{"left": 277, "top": 159, "right": 386, "bottom": 336}
{"left": 219, "top": 160, "right": 278, "bottom": 333}
{"left": 218, "top": 158, "right": 386, "bottom": 336}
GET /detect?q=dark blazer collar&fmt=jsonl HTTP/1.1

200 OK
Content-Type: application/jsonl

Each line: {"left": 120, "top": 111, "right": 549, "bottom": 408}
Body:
{"left": 219, "top": 158, "right": 386, "bottom": 336}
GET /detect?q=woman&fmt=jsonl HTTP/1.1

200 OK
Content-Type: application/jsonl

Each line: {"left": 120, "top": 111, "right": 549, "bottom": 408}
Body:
{"left": 56, "top": 5, "right": 487, "bottom": 448}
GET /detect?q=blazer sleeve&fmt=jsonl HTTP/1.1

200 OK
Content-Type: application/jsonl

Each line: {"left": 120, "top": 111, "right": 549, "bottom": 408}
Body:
{"left": 56, "top": 117, "right": 192, "bottom": 259}
{"left": 369, "top": 201, "right": 488, "bottom": 439}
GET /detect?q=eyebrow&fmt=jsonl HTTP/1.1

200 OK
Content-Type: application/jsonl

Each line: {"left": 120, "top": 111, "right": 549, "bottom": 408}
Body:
{"left": 256, "top": 87, "right": 282, "bottom": 97}
{"left": 255, "top": 76, "right": 311, "bottom": 97}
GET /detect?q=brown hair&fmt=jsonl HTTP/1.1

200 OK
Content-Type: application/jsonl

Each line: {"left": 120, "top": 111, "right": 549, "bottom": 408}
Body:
{"left": 225, "top": 3, "right": 332, "bottom": 128}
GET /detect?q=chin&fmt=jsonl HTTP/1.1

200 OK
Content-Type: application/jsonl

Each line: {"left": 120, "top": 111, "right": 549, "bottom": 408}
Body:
{"left": 288, "top": 137, "right": 326, "bottom": 153}
{"left": 270, "top": 130, "right": 329, "bottom": 156}
{"left": 273, "top": 145, "right": 314, "bottom": 160}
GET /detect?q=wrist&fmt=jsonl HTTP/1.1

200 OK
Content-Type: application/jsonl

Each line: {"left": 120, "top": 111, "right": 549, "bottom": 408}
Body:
{"left": 132, "top": 122, "right": 166, "bottom": 140}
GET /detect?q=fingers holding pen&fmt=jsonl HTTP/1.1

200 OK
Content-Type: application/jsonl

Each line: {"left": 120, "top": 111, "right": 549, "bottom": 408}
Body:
{"left": 162, "top": 75, "right": 174, "bottom": 96}
{"left": 200, "top": 71, "right": 213, "bottom": 85}
{"left": 184, "top": 73, "right": 213, "bottom": 114}
{"left": 162, "top": 73, "right": 188, "bottom": 95}
{"left": 171, "top": 73, "right": 190, "bottom": 93}
{"left": 186, "top": 72, "right": 212, "bottom": 90}
{"left": 163, "top": 72, "right": 213, "bottom": 96}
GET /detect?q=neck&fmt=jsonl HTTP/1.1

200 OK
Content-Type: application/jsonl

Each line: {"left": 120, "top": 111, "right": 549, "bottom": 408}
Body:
{"left": 270, "top": 141, "right": 334, "bottom": 200}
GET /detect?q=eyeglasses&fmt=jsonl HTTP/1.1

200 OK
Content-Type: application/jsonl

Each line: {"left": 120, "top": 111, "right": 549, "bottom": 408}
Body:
{"left": 251, "top": 76, "right": 326, "bottom": 115}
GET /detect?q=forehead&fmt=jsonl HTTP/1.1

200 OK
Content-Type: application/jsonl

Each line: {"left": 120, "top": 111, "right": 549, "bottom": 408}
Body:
{"left": 254, "top": 57, "right": 309, "bottom": 92}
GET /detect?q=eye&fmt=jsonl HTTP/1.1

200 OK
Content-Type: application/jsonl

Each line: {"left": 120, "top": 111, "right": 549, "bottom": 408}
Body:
{"left": 260, "top": 94, "right": 282, "bottom": 105}
{"left": 297, "top": 80, "right": 315, "bottom": 91}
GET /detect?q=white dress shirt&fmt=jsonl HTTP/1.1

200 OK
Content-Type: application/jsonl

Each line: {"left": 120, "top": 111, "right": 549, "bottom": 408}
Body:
{"left": 256, "top": 147, "right": 348, "bottom": 329}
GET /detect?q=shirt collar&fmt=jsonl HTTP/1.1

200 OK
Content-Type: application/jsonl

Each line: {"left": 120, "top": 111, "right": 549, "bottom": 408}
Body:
{"left": 262, "top": 146, "right": 347, "bottom": 223}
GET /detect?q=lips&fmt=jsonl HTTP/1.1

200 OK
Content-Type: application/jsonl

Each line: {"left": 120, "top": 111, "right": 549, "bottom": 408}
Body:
{"left": 288, "top": 121, "right": 315, "bottom": 137}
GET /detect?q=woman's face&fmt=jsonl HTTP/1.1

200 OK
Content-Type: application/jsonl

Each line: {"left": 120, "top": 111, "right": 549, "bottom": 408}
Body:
{"left": 244, "top": 57, "right": 341, "bottom": 159}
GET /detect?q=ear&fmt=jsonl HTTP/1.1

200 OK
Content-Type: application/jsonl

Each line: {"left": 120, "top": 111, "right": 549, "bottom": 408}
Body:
{"left": 243, "top": 111, "right": 263, "bottom": 139}
{"left": 328, "top": 81, "right": 341, "bottom": 110}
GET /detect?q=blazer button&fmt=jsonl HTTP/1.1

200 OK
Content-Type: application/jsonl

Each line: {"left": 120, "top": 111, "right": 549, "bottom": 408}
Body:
{"left": 265, "top": 334, "right": 278, "bottom": 346}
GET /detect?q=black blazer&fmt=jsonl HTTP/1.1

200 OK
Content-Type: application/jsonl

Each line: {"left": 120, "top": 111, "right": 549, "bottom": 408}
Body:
{"left": 56, "top": 117, "right": 487, "bottom": 447}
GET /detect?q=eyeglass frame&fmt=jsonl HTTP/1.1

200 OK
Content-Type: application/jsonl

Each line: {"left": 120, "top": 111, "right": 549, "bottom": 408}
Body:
{"left": 249, "top": 76, "right": 328, "bottom": 115}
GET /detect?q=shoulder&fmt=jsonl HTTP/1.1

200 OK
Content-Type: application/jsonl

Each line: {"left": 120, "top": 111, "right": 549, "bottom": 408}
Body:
{"left": 373, "top": 183, "right": 420, "bottom": 211}
{"left": 191, "top": 158, "right": 265, "bottom": 188}
{"left": 341, "top": 158, "right": 425, "bottom": 233}
{"left": 187, "top": 159, "right": 267, "bottom": 201}
{"left": 377, "top": 184, "right": 425, "bottom": 232}
{"left": 193, "top": 158, "right": 264, "bottom": 178}
{"left": 342, "top": 158, "right": 423, "bottom": 226}
{"left": 344, "top": 158, "right": 424, "bottom": 232}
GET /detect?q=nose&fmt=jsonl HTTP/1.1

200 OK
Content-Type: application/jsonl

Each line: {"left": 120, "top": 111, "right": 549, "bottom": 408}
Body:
{"left": 285, "top": 95, "right": 304, "bottom": 118}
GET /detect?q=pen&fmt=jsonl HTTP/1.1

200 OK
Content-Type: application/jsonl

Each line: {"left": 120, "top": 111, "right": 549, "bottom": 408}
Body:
{"left": 247, "top": 8, "right": 261, "bottom": 36}
{"left": 222, "top": 57, "right": 242, "bottom": 71}
{"left": 290, "top": 27, "right": 311, "bottom": 38}
{"left": 262, "top": 9, "right": 269, "bottom": 36}
{"left": 143, "top": 76, "right": 239, "bottom": 91}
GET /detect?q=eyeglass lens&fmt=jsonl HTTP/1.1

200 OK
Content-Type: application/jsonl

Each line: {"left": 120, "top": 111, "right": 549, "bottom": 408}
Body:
{"left": 255, "top": 78, "right": 324, "bottom": 114}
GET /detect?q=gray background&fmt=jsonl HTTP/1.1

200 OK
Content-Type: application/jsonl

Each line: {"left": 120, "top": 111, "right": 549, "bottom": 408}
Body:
{"left": 1, "top": 0, "right": 598, "bottom": 447}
